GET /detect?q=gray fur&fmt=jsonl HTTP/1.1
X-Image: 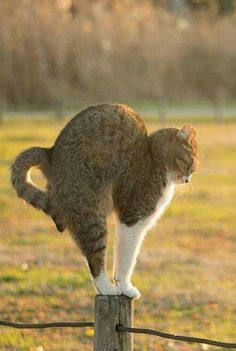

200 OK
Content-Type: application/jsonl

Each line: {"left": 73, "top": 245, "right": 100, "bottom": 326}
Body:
{"left": 11, "top": 103, "right": 198, "bottom": 277}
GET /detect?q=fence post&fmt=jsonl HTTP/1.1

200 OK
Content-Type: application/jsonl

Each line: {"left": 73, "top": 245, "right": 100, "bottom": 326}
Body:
{"left": 94, "top": 295, "right": 133, "bottom": 351}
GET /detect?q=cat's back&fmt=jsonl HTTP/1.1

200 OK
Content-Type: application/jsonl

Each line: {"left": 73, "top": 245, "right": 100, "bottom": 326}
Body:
{"left": 57, "top": 103, "right": 146, "bottom": 143}
{"left": 53, "top": 103, "right": 147, "bottom": 157}
{"left": 51, "top": 104, "right": 148, "bottom": 178}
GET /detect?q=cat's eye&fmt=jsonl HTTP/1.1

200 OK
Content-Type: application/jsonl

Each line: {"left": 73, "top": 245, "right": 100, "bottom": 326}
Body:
{"left": 175, "top": 158, "right": 188, "bottom": 173}
{"left": 188, "top": 164, "right": 196, "bottom": 174}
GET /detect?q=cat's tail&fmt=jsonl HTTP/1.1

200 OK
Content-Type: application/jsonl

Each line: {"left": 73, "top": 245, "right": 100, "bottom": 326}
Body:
{"left": 10, "top": 147, "right": 51, "bottom": 214}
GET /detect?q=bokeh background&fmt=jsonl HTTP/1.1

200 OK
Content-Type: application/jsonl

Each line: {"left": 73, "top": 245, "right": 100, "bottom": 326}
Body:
{"left": 0, "top": 1, "right": 236, "bottom": 350}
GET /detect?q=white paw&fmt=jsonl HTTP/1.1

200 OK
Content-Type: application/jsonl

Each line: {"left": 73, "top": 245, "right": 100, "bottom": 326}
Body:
{"left": 94, "top": 271, "right": 122, "bottom": 296}
{"left": 98, "top": 284, "right": 122, "bottom": 296}
{"left": 119, "top": 284, "right": 141, "bottom": 299}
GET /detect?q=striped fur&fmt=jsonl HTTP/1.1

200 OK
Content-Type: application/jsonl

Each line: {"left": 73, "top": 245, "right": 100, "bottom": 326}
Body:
{"left": 10, "top": 104, "right": 199, "bottom": 297}
{"left": 11, "top": 147, "right": 51, "bottom": 213}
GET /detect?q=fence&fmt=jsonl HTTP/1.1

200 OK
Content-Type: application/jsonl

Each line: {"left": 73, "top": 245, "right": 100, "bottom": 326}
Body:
{"left": 2, "top": 101, "right": 236, "bottom": 123}
{"left": 1, "top": 295, "right": 236, "bottom": 350}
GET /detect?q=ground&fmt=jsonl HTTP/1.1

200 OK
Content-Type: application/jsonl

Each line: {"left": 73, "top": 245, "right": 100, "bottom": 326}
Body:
{"left": 0, "top": 116, "right": 235, "bottom": 351}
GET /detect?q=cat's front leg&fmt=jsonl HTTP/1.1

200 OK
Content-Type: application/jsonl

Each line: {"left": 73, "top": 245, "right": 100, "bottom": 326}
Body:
{"left": 113, "top": 220, "right": 148, "bottom": 299}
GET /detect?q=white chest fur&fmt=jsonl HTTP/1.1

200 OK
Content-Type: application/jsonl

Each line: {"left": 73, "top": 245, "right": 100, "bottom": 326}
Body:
{"left": 144, "top": 182, "right": 175, "bottom": 231}
{"left": 113, "top": 182, "right": 175, "bottom": 299}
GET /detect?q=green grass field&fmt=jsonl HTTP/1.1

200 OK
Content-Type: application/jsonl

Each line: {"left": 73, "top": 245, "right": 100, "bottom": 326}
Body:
{"left": 0, "top": 117, "right": 236, "bottom": 351}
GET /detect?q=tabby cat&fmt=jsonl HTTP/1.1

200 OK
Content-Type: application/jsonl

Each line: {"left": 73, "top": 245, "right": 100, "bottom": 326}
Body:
{"left": 11, "top": 103, "right": 199, "bottom": 299}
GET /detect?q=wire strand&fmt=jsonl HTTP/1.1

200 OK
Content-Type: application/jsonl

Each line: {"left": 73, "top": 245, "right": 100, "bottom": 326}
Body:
{"left": 116, "top": 325, "right": 236, "bottom": 349}
{"left": 1, "top": 320, "right": 236, "bottom": 349}
{"left": 0, "top": 321, "right": 94, "bottom": 329}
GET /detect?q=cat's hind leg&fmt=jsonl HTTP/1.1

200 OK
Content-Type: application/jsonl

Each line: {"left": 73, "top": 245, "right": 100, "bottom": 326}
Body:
{"left": 70, "top": 212, "right": 121, "bottom": 296}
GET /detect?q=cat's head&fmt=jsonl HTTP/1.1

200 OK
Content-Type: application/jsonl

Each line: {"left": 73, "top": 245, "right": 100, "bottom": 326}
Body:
{"left": 150, "top": 125, "right": 199, "bottom": 185}
{"left": 169, "top": 125, "right": 199, "bottom": 185}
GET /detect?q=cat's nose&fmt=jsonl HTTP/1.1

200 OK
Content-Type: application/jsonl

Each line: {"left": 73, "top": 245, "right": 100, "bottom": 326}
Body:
{"left": 184, "top": 176, "right": 189, "bottom": 183}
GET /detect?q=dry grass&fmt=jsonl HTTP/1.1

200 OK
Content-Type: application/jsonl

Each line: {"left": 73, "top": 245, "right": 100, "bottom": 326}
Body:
{"left": 0, "top": 116, "right": 236, "bottom": 351}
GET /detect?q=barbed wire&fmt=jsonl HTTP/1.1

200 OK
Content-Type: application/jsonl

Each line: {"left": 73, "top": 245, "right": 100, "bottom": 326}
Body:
{"left": 0, "top": 320, "right": 236, "bottom": 349}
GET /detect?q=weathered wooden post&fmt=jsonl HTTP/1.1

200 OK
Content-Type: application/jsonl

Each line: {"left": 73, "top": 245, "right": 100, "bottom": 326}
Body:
{"left": 94, "top": 295, "right": 133, "bottom": 351}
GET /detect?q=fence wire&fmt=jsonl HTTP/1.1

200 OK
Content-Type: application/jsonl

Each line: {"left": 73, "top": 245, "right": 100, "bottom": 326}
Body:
{"left": 0, "top": 320, "right": 94, "bottom": 329}
{"left": 0, "top": 320, "right": 236, "bottom": 349}
{"left": 116, "top": 325, "right": 236, "bottom": 349}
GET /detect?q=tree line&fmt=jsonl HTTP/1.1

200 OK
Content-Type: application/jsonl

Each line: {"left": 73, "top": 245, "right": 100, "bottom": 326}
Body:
{"left": 0, "top": 0, "right": 236, "bottom": 108}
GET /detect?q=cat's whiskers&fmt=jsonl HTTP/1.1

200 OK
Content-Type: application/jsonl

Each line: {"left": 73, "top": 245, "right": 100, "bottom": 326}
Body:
{"left": 173, "top": 184, "right": 185, "bottom": 203}
{"left": 181, "top": 183, "right": 187, "bottom": 197}
{"left": 183, "top": 181, "right": 194, "bottom": 199}
{"left": 172, "top": 188, "right": 180, "bottom": 202}
{"left": 200, "top": 150, "right": 205, "bottom": 162}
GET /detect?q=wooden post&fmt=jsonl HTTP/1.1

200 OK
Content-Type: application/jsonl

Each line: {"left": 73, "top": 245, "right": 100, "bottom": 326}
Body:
{"left": 94, "top": 295, "right": 133, "bottom": 351}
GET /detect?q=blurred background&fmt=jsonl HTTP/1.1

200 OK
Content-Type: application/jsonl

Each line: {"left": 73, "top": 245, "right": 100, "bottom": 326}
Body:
{"left": 1, "top": 0, "right": 236, "bottom": 120}
{"left": 0, "top": 1, "right": 236, "bottom": 351}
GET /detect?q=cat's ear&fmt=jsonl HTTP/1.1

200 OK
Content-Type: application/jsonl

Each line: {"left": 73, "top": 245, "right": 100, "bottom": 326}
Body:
{"left": 177, "top": 125, "right": 196, "bottom": 142}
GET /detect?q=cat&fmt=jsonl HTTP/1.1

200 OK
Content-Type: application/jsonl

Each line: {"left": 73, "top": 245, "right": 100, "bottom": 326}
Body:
{"left": 11, "top": 103, "right": 199, "bottom": 299}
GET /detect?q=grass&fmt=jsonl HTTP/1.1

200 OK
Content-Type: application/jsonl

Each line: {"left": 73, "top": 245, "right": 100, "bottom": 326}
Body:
{"left": 0, "top": 116, "right": 236, "bottom": 350}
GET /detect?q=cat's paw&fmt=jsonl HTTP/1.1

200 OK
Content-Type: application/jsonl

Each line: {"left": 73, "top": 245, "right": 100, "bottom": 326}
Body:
{"left": 119, "top": 285, "right": 141, "bottom": 299}
{"left": 98, "top": 284, "right": 122, "bottom": 296}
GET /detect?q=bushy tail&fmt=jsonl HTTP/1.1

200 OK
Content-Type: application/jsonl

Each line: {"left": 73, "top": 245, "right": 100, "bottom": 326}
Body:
{"left": 11, "top": 147, "right": 51, "bottom": 214}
